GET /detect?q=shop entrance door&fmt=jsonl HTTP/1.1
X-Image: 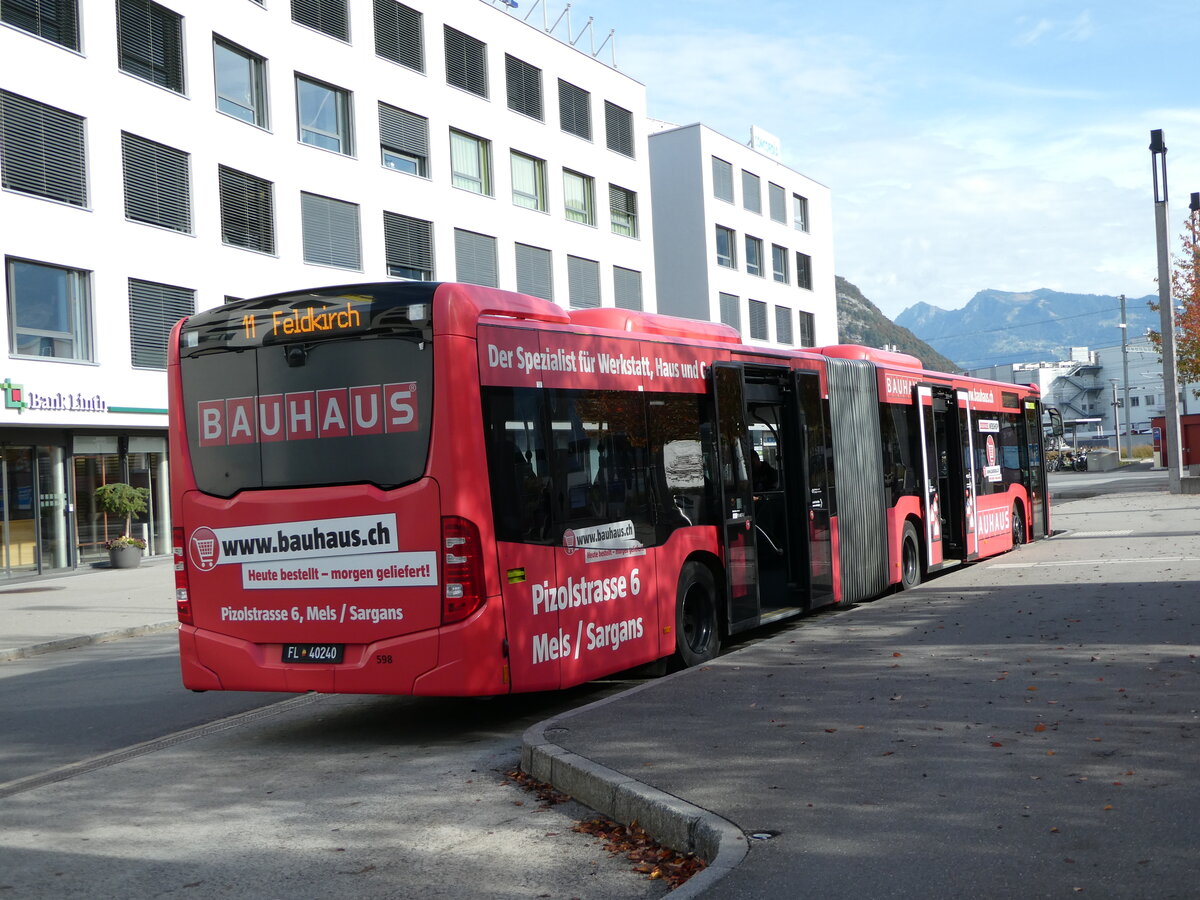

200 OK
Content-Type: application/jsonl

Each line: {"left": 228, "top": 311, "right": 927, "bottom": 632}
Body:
{"left": 1, "top": 447, "right": 38, "bottom": 575}
{"left": 0, "top": 446, "right": 71, "bottom": 577}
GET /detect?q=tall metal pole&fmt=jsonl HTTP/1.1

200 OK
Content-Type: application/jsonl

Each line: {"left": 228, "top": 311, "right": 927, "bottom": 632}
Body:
{"left": 1120, "top": 294, "right": 1132, "bottom": 458}
{"left": 1190, "top": 192, "right": 1200, "bottom": 416}
{"left": 1110, "top": 379, "right": 1119, "bottom": 450}
{"left": 1151, "top": 129, "right": 1183, "bottom": 492}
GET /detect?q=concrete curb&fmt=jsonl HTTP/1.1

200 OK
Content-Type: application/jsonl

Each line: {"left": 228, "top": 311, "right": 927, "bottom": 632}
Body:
{"left": 521, "top": 673, "right": 748, "bottom": 898}
{"left": 0, "top": 621, "right": 178, "bottom": 662}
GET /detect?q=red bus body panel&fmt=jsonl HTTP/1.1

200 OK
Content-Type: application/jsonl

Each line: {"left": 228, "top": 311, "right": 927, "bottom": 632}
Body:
{"left": 170, "top": 283, "right": 1050, "bottom": 696}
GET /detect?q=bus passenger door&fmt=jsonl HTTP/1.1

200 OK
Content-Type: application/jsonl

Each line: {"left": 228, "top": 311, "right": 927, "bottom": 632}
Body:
{"left": 1023, "top": 399, "right": 1048, "bottom": 539}
{"left": 792, "top": 370, "right": 834, "bottom": 607}
{"left": 957, "top": 388, "right": 979, "bottom": 559}
{"left": 915, "top": 385, "right": 970, "bottom": 569}
{"left": 711, "top": 363, "right": 759, "bottom": 631}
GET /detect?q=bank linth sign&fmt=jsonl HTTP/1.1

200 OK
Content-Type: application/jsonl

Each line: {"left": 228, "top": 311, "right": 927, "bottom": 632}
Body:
{"left": 2, "top": 378, "right": 108, "bottom": 414}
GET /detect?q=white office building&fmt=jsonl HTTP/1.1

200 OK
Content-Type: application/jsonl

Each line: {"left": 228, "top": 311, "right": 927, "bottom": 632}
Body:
{"left": 0, "top": 0, "right": 654, "bottom": 575}
{"left": 648, "top": 122, "right": 837, "bottom": 349}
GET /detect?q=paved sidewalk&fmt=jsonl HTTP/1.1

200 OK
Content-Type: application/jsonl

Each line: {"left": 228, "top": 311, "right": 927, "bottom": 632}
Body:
{"left": 3, "top": 487, "right": 1196, "bottom": 897}
{"left": 0, "top": 557, "right": 175, "bottom": 661}
{"left": 525, "top": 489, "right": 1200, "bottom": 898}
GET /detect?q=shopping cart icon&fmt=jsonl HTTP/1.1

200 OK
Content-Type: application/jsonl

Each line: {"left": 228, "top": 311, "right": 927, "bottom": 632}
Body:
{"left": 190, "top": 527, "right": 220, "bottom": 571}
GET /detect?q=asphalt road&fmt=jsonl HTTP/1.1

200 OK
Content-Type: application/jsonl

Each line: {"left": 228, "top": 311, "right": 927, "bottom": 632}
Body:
{"left": 0, "top": 633, "right": 281, "bottom": 783}
{"left": 1048, "top": 463, "right": 1167, "bottom": 499}
{"left": 0, "top": 634, "right": 668, "bottom": 900}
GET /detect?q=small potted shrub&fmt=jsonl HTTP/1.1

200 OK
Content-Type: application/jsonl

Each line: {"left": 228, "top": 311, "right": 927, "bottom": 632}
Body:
{"left": 94, "top": 483, "right": 150, "bottom": 569}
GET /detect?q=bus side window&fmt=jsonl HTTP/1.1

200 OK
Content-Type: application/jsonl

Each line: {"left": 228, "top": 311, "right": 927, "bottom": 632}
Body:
{"left": 555, "top": 390, "right": 654, "bottom": 541}
{"left": 482, "top": 388, "right": 552, "bottom": 544}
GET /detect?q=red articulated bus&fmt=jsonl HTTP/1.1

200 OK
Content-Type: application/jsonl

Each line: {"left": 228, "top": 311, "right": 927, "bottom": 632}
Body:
{"left": 169, "top": 282, "right": 1050, "bottom": 695}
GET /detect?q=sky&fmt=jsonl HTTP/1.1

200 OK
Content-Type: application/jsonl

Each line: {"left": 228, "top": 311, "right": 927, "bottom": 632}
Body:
{"left": 522, "top": 0, "right": 1200, "bottom": 318}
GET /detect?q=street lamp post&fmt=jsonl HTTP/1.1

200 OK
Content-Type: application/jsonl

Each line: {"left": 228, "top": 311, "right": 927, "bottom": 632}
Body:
{"left": 1110, "top": 378, "right": 1120, "bottom": 451}
{"left": 1151, "top": 129, "right": 1183, "bottom": 493}
{"left": 1119, "top": 294, "right": 1133, "bottom": 459}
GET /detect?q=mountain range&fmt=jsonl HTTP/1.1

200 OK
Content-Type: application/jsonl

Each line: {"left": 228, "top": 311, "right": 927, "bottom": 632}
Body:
{"left": 894, "top": 288, "right": 1159, "bottom": 370}
{"left": 835, "top": 276, "right": 959, "bottom": 371}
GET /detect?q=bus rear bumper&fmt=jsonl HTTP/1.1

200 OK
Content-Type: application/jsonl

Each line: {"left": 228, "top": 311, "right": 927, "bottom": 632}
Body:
{"left": 177, "top": 598, "right": 510, "bottom": 696}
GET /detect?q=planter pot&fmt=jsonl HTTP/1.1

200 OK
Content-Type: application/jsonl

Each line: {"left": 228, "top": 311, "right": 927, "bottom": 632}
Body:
{"left": 108, "top": 545, "right": 143, "bottom": 569}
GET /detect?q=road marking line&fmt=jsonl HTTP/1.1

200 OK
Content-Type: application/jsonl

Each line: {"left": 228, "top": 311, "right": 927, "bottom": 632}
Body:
{"left": 0, "top": 693, "right": 325, "bottom": 800}
{"left": 992, "top": 556, "right": 1200, "bottom": 569}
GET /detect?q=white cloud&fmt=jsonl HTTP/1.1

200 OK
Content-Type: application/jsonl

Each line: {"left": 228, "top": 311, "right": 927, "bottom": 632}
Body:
{"left": 613, "top": 9, "right": 1200, "bottom": 318}
{"left": 1015, "top": 18, "right": 1054, "bottom": 46}
{"left": 1013, "top": 12, "right": 1094, "bottom": 46}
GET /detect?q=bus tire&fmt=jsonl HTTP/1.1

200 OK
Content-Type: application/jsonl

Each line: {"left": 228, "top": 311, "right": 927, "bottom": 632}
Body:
{"left": 1012, "top": 503, "right": 1025, "bottom": 547}
{"left": 900, "top": 522, "right": 921, "bottom": 591}
{"left": 674, "top": 561, "right": 721, "bottom": 668}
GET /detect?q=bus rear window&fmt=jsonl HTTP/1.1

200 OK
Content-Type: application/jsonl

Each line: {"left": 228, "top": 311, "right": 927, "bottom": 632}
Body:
{"left": 180, "top": 286, "right": 434, "bottom": 496}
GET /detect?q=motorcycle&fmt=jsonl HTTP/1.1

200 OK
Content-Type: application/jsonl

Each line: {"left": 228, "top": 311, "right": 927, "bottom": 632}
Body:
{"left": 1073, "top": 449, "right": 1088, "bottom": 472}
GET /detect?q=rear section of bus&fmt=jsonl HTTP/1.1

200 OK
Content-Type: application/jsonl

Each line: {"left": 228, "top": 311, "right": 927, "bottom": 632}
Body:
{"left": 170, "top": 282, "right": 512, "bottom": 695}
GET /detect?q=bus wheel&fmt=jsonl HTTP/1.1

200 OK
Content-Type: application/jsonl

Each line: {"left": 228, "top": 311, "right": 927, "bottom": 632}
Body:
{"left": 900, "top": 522, "right": 921, "bottom": 591}
{"left": 1011, "top": 504, "right": 1025, "bottom": 547}
{"left": 675, "top": 562, "right": 721, "bottom": 668}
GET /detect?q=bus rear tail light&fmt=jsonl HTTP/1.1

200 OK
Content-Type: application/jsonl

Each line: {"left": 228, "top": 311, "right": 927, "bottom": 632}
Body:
{"left": 441, "top": 516, "right": 485, "bottom": 624}
{"left": 173, "top": 526, "right": 193, "bottom": 625}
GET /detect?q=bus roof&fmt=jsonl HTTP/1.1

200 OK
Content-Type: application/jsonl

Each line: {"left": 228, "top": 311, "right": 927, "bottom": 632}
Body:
{"left": 568, "top": 307, "right": 741, "bottom": 344}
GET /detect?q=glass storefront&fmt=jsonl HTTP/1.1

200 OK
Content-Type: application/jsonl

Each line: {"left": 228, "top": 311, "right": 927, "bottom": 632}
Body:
{"left": 0, "top": 430, "right": 169, "bottom": 577}
{"left": 73, "top": 434, "right": 170, "bottom": 563}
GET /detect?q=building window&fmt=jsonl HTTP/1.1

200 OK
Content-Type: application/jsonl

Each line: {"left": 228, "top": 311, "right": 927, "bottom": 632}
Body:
{"left": 715, "top": 225, "right": 736, "bottom": 268}
{"left": 614, "top": 266, "right": 642, "bottom": 310}
{"left": 609, "top": 184, "right": 637, "bottom": 238}
{"left": 379, "top": 102, "right": 428, "bottom": 175}
{"left": 558, "top": 80, "right": 591, "bottom": 140}
{"left": 218, "top": 165, "right": 275, "bottom": 254}
{"left": 796, "top": 252, "right": 813, "bottom": 290}
{"left": 745, "top": 235, "right": 763, "bottom": 277}
{"left": 6, "top": 257, "right": 92, "bottom": 361}
{"left": 0, "top": 90, "right": 87, "bottom": 207}
{"left": 300, "top": 191, "right": 361, "bottom": 269}
{"left": 291, "top": 0, "right": 348, "bottom": 41}
{"left": 128, "top": 277, "right": 194, "bottom": 369}
{"left": 296, "top": 75, "right": 352, "bottom": 154}
{"left": 742, "top": 170, "right": 761, "bottom": 214}
{"left": 798, "top": 310, "right": 815, "bottom": 347}
{"left": 383, "top": 210, "right": 433, "bottom": 280}
{"left": 2, "top": 0, "right": 79, "bottom": 51}
{"left": 567, "top": 255, "right": 600, "bottom": 308}
{"left": 120, "top": 132, "right": 191, "bottom": 233}
{"left": 444, "top": 25, "right": 487, "bottom": 98}
{"left": 455, "top": 228, "right": 498, "bottom": 287}
{"left": 1130, "top": 395, "right": 1140, "bottom": 407}
{"left": 213, "top": 38, "right": 268, "bottom": 127}
{"left": 505, "top": 54, "right": 542, "bottom": 120}
{"left": 511, "top": 151, "right": 546, "bottom": 211}
{"left": 1145, "top": 394, "right": 1155, "bottom": 406}
{"left": 116, "top": 0, "right": 185, "bottom": 94}
{"left": 450, "top": 129, "right": 491, "bottom": 195}
{"left": 748, "top": 300, "right": 768, "bottom": 340}
{"left": 563, "top": 169, "right": 594, "bottom": 225}
{"left": 719, "top": 292, "right": 739, "bottom": 332}
{"left": 768, "top": 182, "right": 786, "bottom": 223}
{"left": 515, "top": 243, "right": 552, "bottom": 299}
{"left": 775, "top": 306, "right": 792, "bottom": 345}
{"left": 793, "top": 193, "right": 809, "bottom": 231}
{"left": 373, "top": 0, "right": 423, "bottom": 71}
{"left": 605, "top": 101, "right": 634, "bottom": 157}
{"left": 772, "top": 244, "right": 788, "bottom": 283}
{"left": 712, "top": 156, "right": 733, "bottom": 202}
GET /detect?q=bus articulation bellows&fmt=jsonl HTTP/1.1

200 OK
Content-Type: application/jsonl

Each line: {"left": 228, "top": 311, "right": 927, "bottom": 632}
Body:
{"left": 169, "top": 282, "right": 1050, "bottom": 695}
